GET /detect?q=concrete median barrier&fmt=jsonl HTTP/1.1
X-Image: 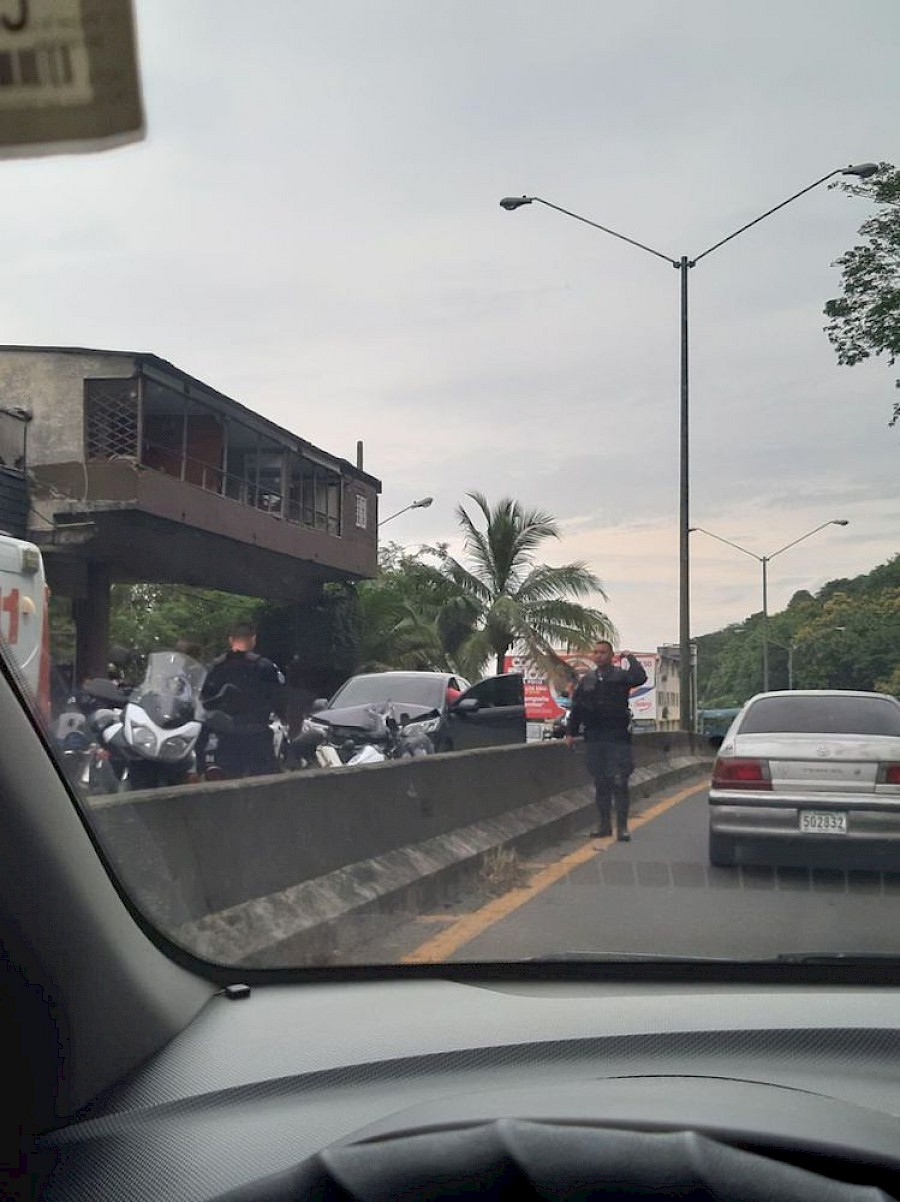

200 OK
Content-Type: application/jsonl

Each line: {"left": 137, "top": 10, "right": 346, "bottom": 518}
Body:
{"left": 87, "top": 733, "right": 713, "bottom": 966}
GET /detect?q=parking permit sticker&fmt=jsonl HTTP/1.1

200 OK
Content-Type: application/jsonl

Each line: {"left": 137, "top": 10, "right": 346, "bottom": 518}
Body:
{"left": 0, "top": 0, "right": 143, "bottom": 156}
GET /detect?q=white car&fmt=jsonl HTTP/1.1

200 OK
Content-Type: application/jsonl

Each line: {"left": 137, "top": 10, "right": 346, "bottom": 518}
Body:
{"left": 709, "top": 690, "right": 900, "bottom": 867}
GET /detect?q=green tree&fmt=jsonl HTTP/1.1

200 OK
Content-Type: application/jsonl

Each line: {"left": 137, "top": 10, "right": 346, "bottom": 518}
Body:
{"left": 256, "top": 584, "right": 361, "bottom": 698}
{"left": 430, "top": 493, "right": 615, "bottom": 678}
{"left": 824, "top": 162, "right": 900, "bottom": 426}
{"left": 696, "top": 554, "right": 900, "bottom": 705}
{"left": 876, "top": 664, "right": 900, "bottom": 699}
{"left": 352, "top": 543, "right": 478, "bottom": 673}
{"left": 108, "top": 584, "right": 260, "bottom": 663}
{"left": 47, "top": 584, "right": 262, "bottom": 682}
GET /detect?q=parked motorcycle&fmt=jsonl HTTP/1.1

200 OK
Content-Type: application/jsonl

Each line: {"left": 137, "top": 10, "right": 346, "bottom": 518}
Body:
{"left": 97, "top": 651, "right": 230, "bottom": 790}
{"left": 53, "top": 677, "right": 132, "bottom": 795}
{"left": 53, "top": 709, "right": 122, "bottom": 795}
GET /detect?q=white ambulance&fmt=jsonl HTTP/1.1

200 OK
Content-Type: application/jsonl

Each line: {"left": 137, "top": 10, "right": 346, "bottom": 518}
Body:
{"left": 0, "top": 532, "right": 50, "bottom": 717}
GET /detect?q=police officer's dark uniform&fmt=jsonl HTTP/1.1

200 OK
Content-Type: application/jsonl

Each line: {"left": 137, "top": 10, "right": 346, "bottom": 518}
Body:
{"left": 568, "top": 649, "right": 647, "bottom": 840}
{"left": 201, "top": 638, "right": 286, "bottom": 778}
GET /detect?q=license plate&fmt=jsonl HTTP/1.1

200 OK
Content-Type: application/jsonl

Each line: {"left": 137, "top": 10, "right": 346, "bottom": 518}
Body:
{"left": 799, "top": 810, "right": 848, "bottom": 834}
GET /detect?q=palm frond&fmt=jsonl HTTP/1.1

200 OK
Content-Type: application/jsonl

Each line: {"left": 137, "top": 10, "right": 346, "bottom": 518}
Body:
{"left": 458, "top": 493, "right": 559, "bottom": 594}
{"left": 451, "top": 627, "right": 495, "bottom": 681}
{"left": 436, "top": 551, "right": 494, "bottom": 607}
{"left": 515, "top": 562, "right": 606, "bottom": 603}
{"left": 361, "top": 493, "right": 621, "bottom": 682}
{"left": 521, "top": 599, "right": 617, "bottom": 646}
{"left": 456, "top": 494, "right": 499, "bottom": 589}
{"left": 508, "top": 506, "right": 559, "bottom": 568}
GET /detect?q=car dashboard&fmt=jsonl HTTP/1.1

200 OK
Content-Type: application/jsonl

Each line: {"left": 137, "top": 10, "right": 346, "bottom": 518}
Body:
{"left": 38, "top": 974, "right": 900, "bottom": 1200}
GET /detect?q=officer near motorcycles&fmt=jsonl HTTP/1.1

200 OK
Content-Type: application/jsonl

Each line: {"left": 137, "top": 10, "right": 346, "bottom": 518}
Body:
{"left": 565, "top": 641, "right": 647, "bottom": 841}
{"left": 200, "top": 622, "right": 287, "bottom": 778}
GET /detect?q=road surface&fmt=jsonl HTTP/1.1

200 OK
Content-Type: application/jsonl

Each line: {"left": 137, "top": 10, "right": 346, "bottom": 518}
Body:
{"left": 363, "top": 775, "right": 900, "bottom": 964}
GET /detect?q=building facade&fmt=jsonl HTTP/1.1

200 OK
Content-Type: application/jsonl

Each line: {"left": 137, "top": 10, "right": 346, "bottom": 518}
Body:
{"left": 0, "top": 347, "right": 381, "bottom": 677}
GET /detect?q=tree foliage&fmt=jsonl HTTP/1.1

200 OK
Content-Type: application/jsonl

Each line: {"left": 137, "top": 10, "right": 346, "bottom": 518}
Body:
{"left": 351, "top": 496, "right": 617, "bottom": 682}
{"left": 256, "top": 584, "right": 361, "bottom": 699}
{"left": 697, "top": 554, "right": 900, "bottom": 707}
{"left": 431, "top": 493, "right": 615, "bottom": 678}
{"left": 48, "top": 496, "right": 618, "bottom": 691}
{"left": 824, "top": 162, "right": 900, "bottom": 425}
{"left": 109, "top": 584, "right": 260, "bottom": 662}
{"left": 49, "top": 585, "right": 261, "bottom": 671}
{"left": 351, "top": 542, "right": 473, "bottom": 674}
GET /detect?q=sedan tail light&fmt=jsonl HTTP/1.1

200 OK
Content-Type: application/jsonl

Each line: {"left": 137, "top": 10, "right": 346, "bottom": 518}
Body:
{"left": 882, "top": 764, "right": 900, "bottom": 785}
{"left": 712, "top": 757, "right": 772, "bottom": 791}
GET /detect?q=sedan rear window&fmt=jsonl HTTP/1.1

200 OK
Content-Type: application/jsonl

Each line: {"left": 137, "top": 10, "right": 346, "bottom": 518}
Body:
{"left": 740, "top": 695, "right": 900, "bottom": 737}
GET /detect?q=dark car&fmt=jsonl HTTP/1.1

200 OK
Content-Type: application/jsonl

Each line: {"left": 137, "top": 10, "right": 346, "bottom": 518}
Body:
{"left": 308, "top": 670, "right": 526, "bottom": 753}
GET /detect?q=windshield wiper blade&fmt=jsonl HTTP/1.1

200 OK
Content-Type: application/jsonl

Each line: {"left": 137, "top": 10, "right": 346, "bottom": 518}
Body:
{"left": 533, "top": 952, "right": 737, "bottom": 963}
{"left": 775, "top": 952, "right": 900, "bottom": 964}
{"left": 528, "top": 951, "right": 900, "bottom": 970}
{"left": 535, "top": 951, "right": 900, "bottom": 966}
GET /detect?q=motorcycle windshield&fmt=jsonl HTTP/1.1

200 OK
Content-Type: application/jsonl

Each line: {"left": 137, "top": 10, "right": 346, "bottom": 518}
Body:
{"left": 131, "top": 653, "right": 206, "bottom": 729}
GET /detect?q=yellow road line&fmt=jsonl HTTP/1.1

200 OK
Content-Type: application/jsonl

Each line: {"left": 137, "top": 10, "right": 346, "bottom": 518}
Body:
{"left": 402, "top": 779, "right": 706, "bottom": 964}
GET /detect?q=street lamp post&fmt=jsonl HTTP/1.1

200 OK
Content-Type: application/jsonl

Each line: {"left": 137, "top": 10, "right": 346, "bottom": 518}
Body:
{"left": 763, "top": 635, "right": 797, "bottom": 690}
{"left": 690, "top": 520, "right": 849, "bottom": 691}
{"left": 749, "top": 624, "right": 846, "bottom": 689}
{"left": 378, "top": 495, "right": 434, "bottom": 528}
{"left": 500, "top": 162, "right": 877, "bottom": 730}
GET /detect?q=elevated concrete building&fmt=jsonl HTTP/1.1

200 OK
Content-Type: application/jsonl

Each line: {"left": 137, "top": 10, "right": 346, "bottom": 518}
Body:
{"left": 0, "top": 346, "right": 381, "bottom": 677}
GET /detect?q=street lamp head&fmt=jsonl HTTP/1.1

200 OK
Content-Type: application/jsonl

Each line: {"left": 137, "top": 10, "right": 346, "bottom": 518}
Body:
{"left": 499, "top": 196, "right": 533, "bottom": 211}
{"left": 0, "top": 405, "right": 32, "bottom": 422}
{"left": 842, "top": 163, "right": 880, "bottom": 179}
{"left": 378, "top": 496, "right": 434, "bottom": 527}
{"left": 831, "top": 519, "right": 850, "bottom": 527}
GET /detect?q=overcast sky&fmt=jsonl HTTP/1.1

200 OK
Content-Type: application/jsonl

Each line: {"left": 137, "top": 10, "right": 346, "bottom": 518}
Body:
{"left": 1, "top": 1, "right": 897, "bottom": 651}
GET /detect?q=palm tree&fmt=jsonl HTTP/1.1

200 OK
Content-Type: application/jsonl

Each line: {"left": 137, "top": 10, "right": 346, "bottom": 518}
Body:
{"left": 432, "top": 493, "right": 616, "bottom": 678}
{"left": 353, "top": 544, "right": 479, "bottom": 672}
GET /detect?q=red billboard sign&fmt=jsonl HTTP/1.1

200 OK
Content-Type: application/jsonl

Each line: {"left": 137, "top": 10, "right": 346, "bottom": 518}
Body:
{"left": 504, "top": 649, "right": 658, "bottom": 722}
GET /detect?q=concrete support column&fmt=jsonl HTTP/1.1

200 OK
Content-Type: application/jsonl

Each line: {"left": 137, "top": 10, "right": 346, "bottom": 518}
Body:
{"left": 73, "top": 561, "right": 111, "bottom": 683}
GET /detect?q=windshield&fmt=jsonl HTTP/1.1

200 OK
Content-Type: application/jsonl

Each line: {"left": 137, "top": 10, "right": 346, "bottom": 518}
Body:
{"left": 1, "top": 0, "right": 898, "bottom": 975}
{"left": 330, "top": 676, "right": 447, "bottom": 710}
{"left": 131, "top": 652, "right": 206, "bottom": 727}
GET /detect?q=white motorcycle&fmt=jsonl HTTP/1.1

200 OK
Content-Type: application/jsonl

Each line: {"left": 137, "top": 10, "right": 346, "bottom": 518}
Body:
{"left": 99, "top": 651, "right": 229, "bottom": 790}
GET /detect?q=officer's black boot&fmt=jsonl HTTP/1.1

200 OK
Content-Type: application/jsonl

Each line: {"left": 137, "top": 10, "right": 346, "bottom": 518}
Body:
{"left": 613, "top": 781, "right": 631, "bottom": 842}
{"left": 593, "top": 780, "right": 613, "bottom": 838}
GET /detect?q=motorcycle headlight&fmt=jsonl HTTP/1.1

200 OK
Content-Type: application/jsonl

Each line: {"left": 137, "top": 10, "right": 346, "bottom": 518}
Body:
{"left": 160, "top": 733, "right": 195, "bottom": 761}
{"left": 404, "top": 717, "right": 441, "bottom": 737}
{"left": 131, "top": 724, "right": 157, "bottom": 752}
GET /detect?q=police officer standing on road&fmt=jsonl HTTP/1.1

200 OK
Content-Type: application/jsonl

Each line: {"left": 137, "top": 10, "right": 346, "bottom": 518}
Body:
{"left": 200, "top": 621, "right": 286, "bottom": 779}
{"left": 565, "top": 641, "right": 647, "bottom": 841}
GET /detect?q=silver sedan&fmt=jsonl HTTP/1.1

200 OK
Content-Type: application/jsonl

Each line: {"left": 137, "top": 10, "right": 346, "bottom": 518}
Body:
{"left": 708, "top": 690, "right": 900, "bottom": 867}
